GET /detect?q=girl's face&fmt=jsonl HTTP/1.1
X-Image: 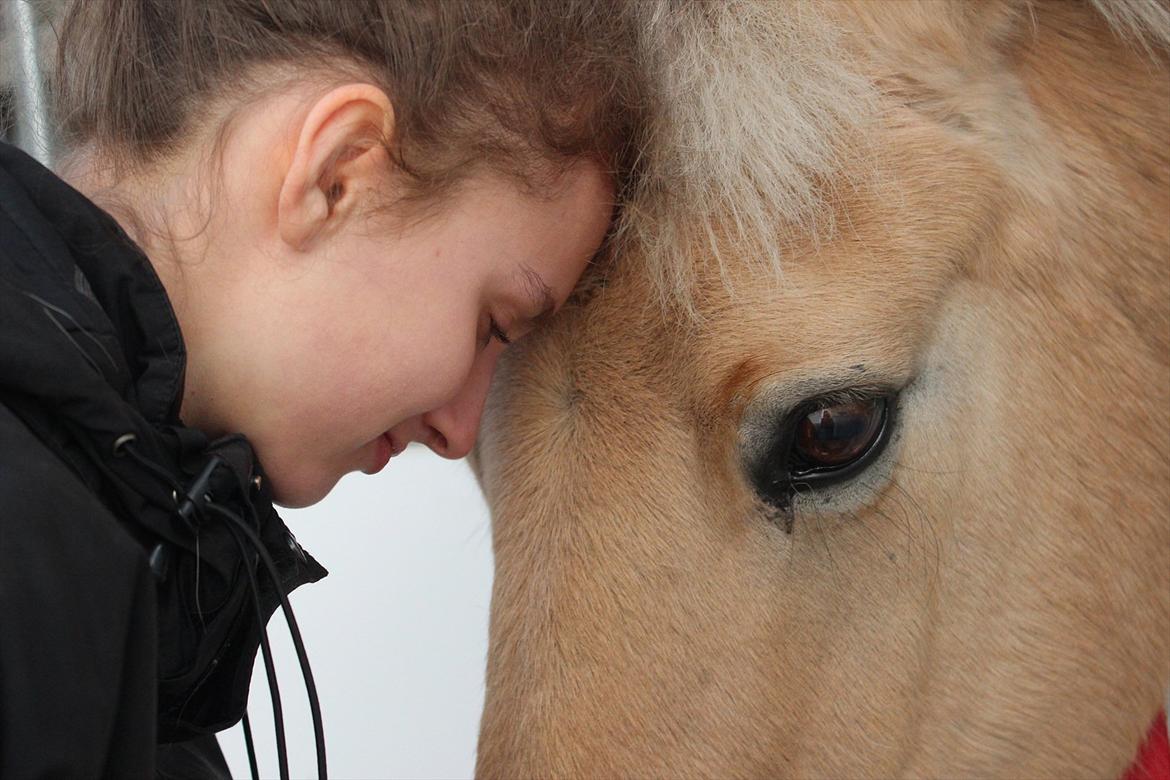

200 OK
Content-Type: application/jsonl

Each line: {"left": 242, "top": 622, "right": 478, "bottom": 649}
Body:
{"left": 196, "top": 164, "right": 613, "bottom": 507}
{"left": 149, "top": 84, "right": 614, "bottom": 507}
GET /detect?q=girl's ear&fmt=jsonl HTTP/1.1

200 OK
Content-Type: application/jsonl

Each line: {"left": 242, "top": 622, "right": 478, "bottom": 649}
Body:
{"left": 277, "top": 84, "right": 396, "bottom": 250}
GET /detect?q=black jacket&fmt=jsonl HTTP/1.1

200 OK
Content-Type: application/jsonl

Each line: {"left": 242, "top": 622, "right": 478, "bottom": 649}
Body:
{"left": 0, "top": 141, "right": 327, "bottom": 777}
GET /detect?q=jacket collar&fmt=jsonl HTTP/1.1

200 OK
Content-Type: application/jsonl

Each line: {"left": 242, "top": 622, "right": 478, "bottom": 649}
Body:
{"left": 0, "top": 141, "right": 184, "bottom": 424}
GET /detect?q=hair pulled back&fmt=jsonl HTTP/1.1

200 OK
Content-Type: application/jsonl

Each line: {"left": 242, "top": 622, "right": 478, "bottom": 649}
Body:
{"left": 53, "top": 0, "right": 646, "bottom": 200}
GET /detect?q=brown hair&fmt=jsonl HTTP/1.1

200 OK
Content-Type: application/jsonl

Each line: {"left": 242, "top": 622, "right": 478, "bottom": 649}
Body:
{"left": 51, "top": 0, "right": 646, "bottom": 202}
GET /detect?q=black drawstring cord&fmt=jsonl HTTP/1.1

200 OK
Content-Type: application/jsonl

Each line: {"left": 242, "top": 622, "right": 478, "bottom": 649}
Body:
{"left": 207, "top": 498, "right": 328, "bottom": 780}
{"left": 221, "top": 508, "right": 290, "bottom": 780}
{"left": 113, "top": 435, "right": 327, "bottom": 779}
{"left": 241, "top": 713, "right": 261, "bottom": 780}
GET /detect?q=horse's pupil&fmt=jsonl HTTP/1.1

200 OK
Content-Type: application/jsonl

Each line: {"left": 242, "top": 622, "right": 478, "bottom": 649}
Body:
{"left": 795, "top": 399, "right": 884, "bottom": 467}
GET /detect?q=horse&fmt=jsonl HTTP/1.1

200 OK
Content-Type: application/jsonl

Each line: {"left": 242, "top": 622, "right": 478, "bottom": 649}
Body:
{"left": 471, "top": 1, "right": 1170, "bottom": 777}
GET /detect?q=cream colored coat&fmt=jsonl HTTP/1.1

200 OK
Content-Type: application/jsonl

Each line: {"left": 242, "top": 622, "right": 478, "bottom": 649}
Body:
{"left": 473, "top": 1, "right": 1170, "bottom": 777}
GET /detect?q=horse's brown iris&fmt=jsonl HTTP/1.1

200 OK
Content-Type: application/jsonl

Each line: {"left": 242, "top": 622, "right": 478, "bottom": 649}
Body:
{"left": 794, "top": 398, "right": 886, "bottom": 470}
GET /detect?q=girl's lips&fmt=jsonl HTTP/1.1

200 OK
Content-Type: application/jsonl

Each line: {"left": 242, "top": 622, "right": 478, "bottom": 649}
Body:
{"left": 385, "top": 432, "right": 407, "bottom": 457}
{"left": 364, "top": 432, "right": 401, "bottom": 475}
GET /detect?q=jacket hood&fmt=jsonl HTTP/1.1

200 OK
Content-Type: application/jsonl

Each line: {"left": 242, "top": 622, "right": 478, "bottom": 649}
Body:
{"left": 0, "top": 140, "right": 327, "bottom": 741}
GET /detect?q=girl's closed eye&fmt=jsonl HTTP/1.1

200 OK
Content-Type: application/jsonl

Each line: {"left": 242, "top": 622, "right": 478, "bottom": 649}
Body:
{"left": 490, "top": 317, "right": 512, "bottom": 346}
{"left": 485, "top": 316, "right": 512, "bottom": 348}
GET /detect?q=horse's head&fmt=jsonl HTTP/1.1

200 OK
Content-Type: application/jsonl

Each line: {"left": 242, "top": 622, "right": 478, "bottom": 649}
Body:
{"left": 473, "top": 2, "right": 1170, "bottom": 776}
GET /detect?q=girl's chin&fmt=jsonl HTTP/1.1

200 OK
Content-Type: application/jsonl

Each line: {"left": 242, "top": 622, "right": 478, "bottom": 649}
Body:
{"left": 268, "top": 465, "right": 342, "bottom": 509}
{"left": 263, "top": 440, "right": 383, "bottom": 508}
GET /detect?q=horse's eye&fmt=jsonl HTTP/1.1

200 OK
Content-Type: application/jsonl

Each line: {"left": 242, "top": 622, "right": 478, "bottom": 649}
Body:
{"left": 792, "top": 398, "right": 887, "bottom": 474}
{"left": 749, "top": 392, "right": 895, "bottom": 511}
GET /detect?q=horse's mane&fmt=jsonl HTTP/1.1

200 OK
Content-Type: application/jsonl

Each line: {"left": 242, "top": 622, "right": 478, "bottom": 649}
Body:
{"left": 613, "top": 0, "right": 875, "bottom": 313}
{"left": 615, "top": 0, "right": 1170, "bottom": 313}
{"left": 1090, "top": 0, "right": 1170, "bottom": 52}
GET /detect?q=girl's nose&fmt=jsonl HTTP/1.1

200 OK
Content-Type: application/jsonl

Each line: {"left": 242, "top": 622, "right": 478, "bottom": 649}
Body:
{"left": 420, "top": 347, "right": 499, "bottom": 459}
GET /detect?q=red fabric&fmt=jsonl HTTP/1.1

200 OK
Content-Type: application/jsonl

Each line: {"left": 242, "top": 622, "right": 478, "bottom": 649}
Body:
{"left": 1122, "top": 711, "right": 1170, "bottom": 780}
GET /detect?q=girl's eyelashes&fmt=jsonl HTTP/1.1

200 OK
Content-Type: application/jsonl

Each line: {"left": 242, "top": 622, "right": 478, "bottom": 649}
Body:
{"left": 489, "top": 317, "right": 512, "bottom": 346}
{"left": 477, "top": 314, "right": 512, "bottom": 350}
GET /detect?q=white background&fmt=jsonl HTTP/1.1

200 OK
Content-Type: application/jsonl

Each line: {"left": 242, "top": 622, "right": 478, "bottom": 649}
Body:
{"left": 218, "top": 446, "right": 494, "bottom": 779}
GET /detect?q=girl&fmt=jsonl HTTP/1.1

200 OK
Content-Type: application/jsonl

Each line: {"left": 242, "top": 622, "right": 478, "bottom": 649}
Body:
{"left": 0, "top": 1, "right": 644, "bottom": 777}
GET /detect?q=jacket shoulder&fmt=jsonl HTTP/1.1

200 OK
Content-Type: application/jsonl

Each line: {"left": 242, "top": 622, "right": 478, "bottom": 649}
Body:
{"left": 0, "top": 401, "right": 157, "bottom": 778}
{"left": 0, "top": 400, "right": 142, "bottom": 560}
